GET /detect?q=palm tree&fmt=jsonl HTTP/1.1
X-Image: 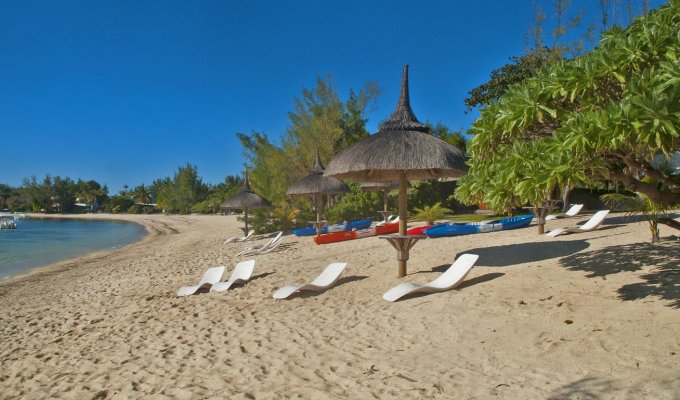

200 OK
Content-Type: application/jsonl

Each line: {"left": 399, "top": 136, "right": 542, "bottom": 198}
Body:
{"left": 413, "top": 202, "right": 452, "bottom": 225}
{"left": 601, "top": 192, "right": 676, "bottom": 243}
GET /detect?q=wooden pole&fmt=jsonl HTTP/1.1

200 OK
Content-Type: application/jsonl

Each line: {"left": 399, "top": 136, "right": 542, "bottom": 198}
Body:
{"left": 383, "top": 189, "right": 389, "bottom": 212}
{"left": 316, "top": 194, "right": 322, "bottom": 236}
{"left": 244, "top": 208, "right": 249, "bottom": 234}
{"left": 398, "top": 171, "right": 408, "bottom": 278}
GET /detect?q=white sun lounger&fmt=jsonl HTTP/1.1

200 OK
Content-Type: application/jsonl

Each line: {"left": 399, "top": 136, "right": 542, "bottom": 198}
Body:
{"left": 237, "top": 231, "right": 283, "bottom": 256}
{"left": 545, "top": 210, "right": 610, "bottom": 237}
{"left": 273, "top": 262, "right": 348, "bottom": 299}
{"left": 382, "top": 254, "right": 479, "bottom": 302}
{"left": 177, "top": 266, "right": 225, "bottom": 297}
{"left": 545, "top": 204, "right": 584, "bottom": 221}
{"left": 376, "top": 215, "right": 400, "bottom": 226}
{"left": 224, "top": 230, "right": 254, "bottom": 244}
{"left": 210, "top": 260, "right": 256, "bottom": 292}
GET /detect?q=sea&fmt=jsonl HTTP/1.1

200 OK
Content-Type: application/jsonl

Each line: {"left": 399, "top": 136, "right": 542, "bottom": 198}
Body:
{"left": 0, "top": 217, "right": 147, "bottom": 280}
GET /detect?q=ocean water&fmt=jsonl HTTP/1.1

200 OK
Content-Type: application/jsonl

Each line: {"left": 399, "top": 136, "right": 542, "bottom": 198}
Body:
{"left": 0, "top": 218, "right": 147, "bottom": 280}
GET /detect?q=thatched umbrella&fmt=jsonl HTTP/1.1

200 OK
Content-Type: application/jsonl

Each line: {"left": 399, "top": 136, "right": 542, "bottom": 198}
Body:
{"left": 287, "top": 151, "right": 350, "bottom": 234}
{"left": 220, "top": 172, "right": 271, "bottom": 234}
{"left": 360, "top": 180, "right": 398, "bottom": 214}
{"left": 325, "top": 65, "right": 467, "bottom": 277}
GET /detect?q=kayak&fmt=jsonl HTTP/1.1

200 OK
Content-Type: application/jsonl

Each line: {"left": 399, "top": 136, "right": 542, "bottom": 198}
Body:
{"left": 407, "top": 225, "right": 432, "bottom": 236}
{"left": 313, "top": 222, "right": 399, "bottom": 245}
{"left": 424, "top": 215, "right": 533, "bottom": 238}
{"left": 293, "top": 219, "right": 372, "bottom": 237}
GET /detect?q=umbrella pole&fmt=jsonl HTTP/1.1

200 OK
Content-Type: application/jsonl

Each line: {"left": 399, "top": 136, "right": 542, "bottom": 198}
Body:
{"left": 245, "top": 208, "right": 249, "bottom": 234}
{"left": 316, "top": 194, "right": 322, "bottom": 236}
{"left": 383, "top": 190, "right": 389, "bottom": 212}
{"left": 398, "top": 171, "right": 408, "bottom": 277}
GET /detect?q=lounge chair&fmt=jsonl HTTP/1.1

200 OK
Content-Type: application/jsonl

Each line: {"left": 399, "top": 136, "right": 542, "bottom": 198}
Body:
{"left": 377, "top": 215, "right": 399, "bottom": 226}
{"left": 237, "top": 231, "right": 283, "bottom": 256}
{"left": 545, "top": 204, "right": 584, "bottom": 221}
{"left": 273, "top": 262, "right": 347, "bottom": 299}
{"left": 210, "top": 260, "right": 256, "bottom": 292}
{"left": 224, "top": 230, "right": 254, "bottom": 244}
{"left": 545, "top": 210, "right": 610, "bottom": 237}
{"left": 382, "top": 254, "right": 479, "bottom": 302}
{"left": 177, "top": 266, "right": 225, "bottom": 297}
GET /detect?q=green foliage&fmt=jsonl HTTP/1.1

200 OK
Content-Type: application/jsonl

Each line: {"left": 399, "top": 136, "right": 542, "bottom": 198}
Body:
{"left": 105, "top": 195, "right": 135, "bottom": 213}
{"left": 413, "top": 202, "right": 452, "bottom": 225}
{"left": 237, "top": 75, "right": 380, "bottom": 204}
{"left": 457, "top": 3, "right": 680, "bottom": 215}
{"left": 601, "top": 191, "right": 677, "bottom": 242}
{"left": 271, "top": 204, "right": 300, "bottom": 231}
{"left": 151, "top": 164, "right": 209, "bottom": 214}
{"left": 427, "top": 122, "right": 467, "bottom": 153}
{"left": 325, "top": 183, "right": 383, "bottom": 223}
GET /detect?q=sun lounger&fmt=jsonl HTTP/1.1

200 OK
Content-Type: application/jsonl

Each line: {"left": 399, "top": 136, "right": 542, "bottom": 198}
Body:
{"left": 177, "top": 266, "right": 225, "bottom": 297}
{"left": 210, "top": 260, "right": 256, "bottom": 292}
{"left": 382, "top": 254, "right": 479, "bottom": 302}
{"left": 273, "top": 262, "right": 347, "bottom": 299}
{"left": 545, "top": 204, "right": 584, "bottom": 221}
{"left": 224, "top": 230, "right": 254, "bottom": 244}
{"left": 545, "top": 210, "right": 610, "bottom": 237}
{"left": 237, "top": 231, "right": 283, "bottom": 256}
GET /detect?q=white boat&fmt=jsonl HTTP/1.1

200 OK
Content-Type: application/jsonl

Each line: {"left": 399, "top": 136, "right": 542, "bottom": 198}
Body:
{"left": 0, "top": 216, "right": 17, "bottom": 229}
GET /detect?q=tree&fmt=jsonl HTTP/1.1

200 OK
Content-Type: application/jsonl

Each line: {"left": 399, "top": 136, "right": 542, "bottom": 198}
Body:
{"left": 413, "top": 202, "right": 452, "bottom": 225}
{"left": 237, "top": 75, "right": 380, "bottom": 204}
{"left": 427, "top": 122, "right": 467, "bottom": 153}
{"left": 456, "top": 3, "right": 680, "bottom": 232}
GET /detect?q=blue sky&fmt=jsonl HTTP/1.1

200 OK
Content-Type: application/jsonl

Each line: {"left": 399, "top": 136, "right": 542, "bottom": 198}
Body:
{"left": 0, "top": 1, "right": 664, "bottom": 193}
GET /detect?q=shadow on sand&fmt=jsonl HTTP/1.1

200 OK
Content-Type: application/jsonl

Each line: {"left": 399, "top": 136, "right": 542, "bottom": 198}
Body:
{"left": 295, "top": 275, "right": 368, "bottom": 299}
{"left": 390, "top": 272, "right": 506, "bottom": 302}
{"left": 547, "top": 377, "right": 615, "bottom": 400}
{"left": 458, "top": 240, "right": 590, "bottom": 267}
{"left": 559, "top": 239, "right": 680, "bottom": 308}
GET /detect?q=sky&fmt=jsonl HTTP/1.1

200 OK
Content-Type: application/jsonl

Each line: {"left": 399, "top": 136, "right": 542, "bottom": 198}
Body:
{"left": 0, "top": 0, "right": 665, "bottom": 193}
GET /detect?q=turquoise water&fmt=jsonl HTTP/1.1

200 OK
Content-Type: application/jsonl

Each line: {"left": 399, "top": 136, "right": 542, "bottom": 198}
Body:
{"left": 0, "top": 218, "right": 147, "bottom": 279}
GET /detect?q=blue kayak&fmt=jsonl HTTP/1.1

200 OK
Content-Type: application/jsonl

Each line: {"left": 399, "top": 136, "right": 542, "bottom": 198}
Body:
{"left": 424, "top": 214, "right": 533, "bottom": 238}
{"left": 292, "top": 219, "right": 373, "bottom": 237}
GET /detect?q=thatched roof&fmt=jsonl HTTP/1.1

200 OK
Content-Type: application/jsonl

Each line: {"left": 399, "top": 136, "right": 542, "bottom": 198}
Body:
{"left": 324, "top": 65, "right": 467, "bottom": 181}
{"left": 287, "top": 151, "right": 350, "bottom": 196}
{"left": 220, "top": 173, "right": 272, "bottom": 209}
{"left": 360, "top": 181, "right": 399, "bottom": 191}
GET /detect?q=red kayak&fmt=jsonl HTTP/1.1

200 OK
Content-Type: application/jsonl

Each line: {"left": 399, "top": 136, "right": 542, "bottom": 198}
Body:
{"left": 407, "top": 225, "right": 432, "bottom": 235}
{"left": 375, "top": 222, "right": 399, "bottom": 235}
{"left": 313, "top": 222, "right": 400, "bottom": 245}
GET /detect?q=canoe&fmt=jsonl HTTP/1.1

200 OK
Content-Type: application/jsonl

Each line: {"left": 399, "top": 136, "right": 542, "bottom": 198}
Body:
{"left": 374, "top": 222, "right": 399, "bottom": 235}
{"left": 293, "top": 219, "right": 372, "bottom": 237}
{"left": 327, "top": 219, "right": 372, "bottom": 233}
{"left": 313, "top": 222, "right": 399, "bottom": 245}
{"left": 407, "top": 225, "right": 432, "bottom": 236}
{"left": 424, "top": 215, "right": 533, "bottom": 238}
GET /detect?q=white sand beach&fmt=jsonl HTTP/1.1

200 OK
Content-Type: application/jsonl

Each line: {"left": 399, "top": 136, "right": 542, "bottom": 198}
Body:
{"left": 1, "top": 213, "right": 679, "bottom": 399}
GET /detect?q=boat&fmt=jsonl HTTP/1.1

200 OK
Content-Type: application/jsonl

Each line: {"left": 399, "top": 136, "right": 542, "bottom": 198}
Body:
{"left": 293, "top": 219, "right": 372, "bottom": 237}
{"left": 0, "top": 216, "right": 17, "bottom": 229}
{"left": 423, "top": 215, "right": 533, "bottom": 238}
{"left": 313, "top": 222, "right": 399, "bottom": 245}
{"left": 407, "top": 225, "right": 432, "bottom": 236}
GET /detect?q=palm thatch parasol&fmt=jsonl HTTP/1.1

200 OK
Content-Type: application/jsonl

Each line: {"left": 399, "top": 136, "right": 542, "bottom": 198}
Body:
{"left": 325, "top": 65, "right": 467, "bottom": 277}
{"left": 220, "top": 172, "right": 271, "bottom": 234}
{"left": 287, "top": 151, "right": 349, "bottom": 234}
{"left": 360, "top": 181, "right": 399, "bottom": 212}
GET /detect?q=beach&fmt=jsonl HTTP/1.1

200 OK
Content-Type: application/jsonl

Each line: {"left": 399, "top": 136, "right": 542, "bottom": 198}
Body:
{"left": 1, "top": 213, "right": 679, "bottom": 399}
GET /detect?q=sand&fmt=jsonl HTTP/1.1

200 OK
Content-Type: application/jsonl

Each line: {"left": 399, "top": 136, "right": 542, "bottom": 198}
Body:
{"left": 1, "top": 212, "right": 679, "bottom": 399}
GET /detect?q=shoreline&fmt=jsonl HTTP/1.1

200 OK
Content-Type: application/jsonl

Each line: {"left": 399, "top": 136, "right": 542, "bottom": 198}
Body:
{"left": 1, "top": 212, "right": 679, "bottom": 398}
{"left": 0, "top": 213, "right": 158, "bottom": 286}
